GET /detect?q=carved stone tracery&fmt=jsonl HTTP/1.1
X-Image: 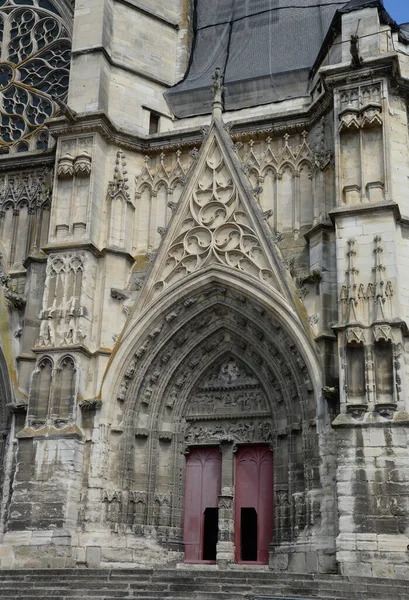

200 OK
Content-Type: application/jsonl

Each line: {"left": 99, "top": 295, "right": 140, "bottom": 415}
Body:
{"left": 0, "top": 0, "right": 72, "bottom": 150}
{"left": 152, "top": 142, "right": 277, "bottom": 297}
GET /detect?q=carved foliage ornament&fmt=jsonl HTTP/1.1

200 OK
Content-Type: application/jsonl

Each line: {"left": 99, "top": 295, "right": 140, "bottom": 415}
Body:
{"left": 0, "top": 0, "right": 71, "bottom": 147}
{"left": 152, "top": 140, "right": 277, "bottom": 297}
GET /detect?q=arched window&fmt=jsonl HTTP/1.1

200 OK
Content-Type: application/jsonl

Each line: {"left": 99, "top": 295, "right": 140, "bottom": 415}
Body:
{"left": 28, "top": 356, "right": 53, "bottom": 423}
{"left": 52, "top": 355, "right": 76, "bottom": 421}
{"left": 0, "top": 0, "right": 72, "bottom": 150}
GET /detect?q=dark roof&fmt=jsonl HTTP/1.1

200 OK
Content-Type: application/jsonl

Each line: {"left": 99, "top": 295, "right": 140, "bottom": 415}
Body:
{"left": 165, "top": 0, "right": 346, "bottom": 118}
{"left": 399, "top": 23, "right": 409, "bottom": 43}
{"left": 165, "top": 0, "right": 398, "bottom": 119}
{"left": 340, "top": 0, "right": 382, "bottom": 12}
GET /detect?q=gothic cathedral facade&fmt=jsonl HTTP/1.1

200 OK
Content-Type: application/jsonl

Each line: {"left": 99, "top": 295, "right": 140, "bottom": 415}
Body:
{"left": 0, "top": 0, "right": 409, "bottom": 580}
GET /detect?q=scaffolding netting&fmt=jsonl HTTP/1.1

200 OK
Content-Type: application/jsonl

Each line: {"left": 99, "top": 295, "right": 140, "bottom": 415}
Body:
{"left": 165, "top": 0, "right": 355, "bottom": 118}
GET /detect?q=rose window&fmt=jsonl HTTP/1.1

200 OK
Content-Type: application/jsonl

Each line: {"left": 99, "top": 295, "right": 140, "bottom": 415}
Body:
{"left": 0, "top": 0, "right": 71, "bottom": 150}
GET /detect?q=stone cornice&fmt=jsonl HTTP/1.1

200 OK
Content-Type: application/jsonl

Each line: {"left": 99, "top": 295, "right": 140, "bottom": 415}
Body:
{"left": 332, "top": 412, "right": 409, "bottom": 428}
{"left": 329, "top": 200, "right": 401, "bottom": 222}
{"left": 44, "top": 54, "right": 407, "bottom": 155}
{"left": 304, "top": 220, "right": 335, "bottom": 241}
{"left": 42, "top": 240, "right": 135, "bottom": 263}
{"left": 319, "top": 53, "right": 399, "bottom": 90}
{"left": 0, "top": 150, "right": 55, "bottom": 172}
{"left": 30, "top": 345, "right": 112, "bottom": 358}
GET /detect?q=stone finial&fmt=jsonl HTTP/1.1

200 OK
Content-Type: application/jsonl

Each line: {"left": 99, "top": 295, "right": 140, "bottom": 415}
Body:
{"left": 211, "top": 67, "right": 226, "bottom": 121}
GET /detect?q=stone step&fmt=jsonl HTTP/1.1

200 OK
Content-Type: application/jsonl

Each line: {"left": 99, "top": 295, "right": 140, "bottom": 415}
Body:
{"left": 2, "top": 568, "right": 409, "bottom": 600}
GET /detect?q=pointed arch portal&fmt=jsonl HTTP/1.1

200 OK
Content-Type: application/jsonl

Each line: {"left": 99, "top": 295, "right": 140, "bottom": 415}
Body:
{"left": 101, "top": 119, "right": 325, "bottom": 565}
{"left": 104, "top": 274, "right": 323, "bottom": 564}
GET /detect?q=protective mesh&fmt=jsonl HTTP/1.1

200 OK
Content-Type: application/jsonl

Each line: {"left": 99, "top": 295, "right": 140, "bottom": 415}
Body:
{"left": 400, "top": 23, "right": 409, "bottom": 43}
{"left": 165, "top": 0, "right": 349, "bottom": 118}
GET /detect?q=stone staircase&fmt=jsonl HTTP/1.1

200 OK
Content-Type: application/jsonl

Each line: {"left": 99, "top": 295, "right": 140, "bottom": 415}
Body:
{"left": 1, "top": 568, "right": 409, "bottom": 599}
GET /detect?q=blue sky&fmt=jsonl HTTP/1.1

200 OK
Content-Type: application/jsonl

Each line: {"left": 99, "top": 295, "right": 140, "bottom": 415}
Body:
{"left": 384, "top": 0, "right": 409, "bottom": 24}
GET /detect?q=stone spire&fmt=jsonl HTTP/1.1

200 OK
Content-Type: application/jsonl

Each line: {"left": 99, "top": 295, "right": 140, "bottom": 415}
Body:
{"left": 211, "top": 67, "right": 226, "bottom": 121}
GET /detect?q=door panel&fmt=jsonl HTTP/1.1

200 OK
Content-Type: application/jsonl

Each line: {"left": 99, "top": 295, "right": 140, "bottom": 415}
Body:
{"left": 184, "top": 447, "right": 221, "bottom": 563}
{"left": 235, "top": 445, "right": 273, "bottom": 564}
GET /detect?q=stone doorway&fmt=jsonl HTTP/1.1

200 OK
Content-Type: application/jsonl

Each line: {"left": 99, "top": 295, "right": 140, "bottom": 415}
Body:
{"left": 235, "top": 445, "right": 273, "bottom": 565}
{"left": 184, "top": 447, "right": 222, "bottom": 563}
{"left": 183, "top": 444, "right": 273, "bottom": 565}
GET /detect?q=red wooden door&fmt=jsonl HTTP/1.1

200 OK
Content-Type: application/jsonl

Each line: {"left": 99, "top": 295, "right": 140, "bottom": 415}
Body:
{"left": 235, "top": 445, "right": 273, "bottom": 564}
{"left": 184, "top": 447, "right": 222, "bottom": 563}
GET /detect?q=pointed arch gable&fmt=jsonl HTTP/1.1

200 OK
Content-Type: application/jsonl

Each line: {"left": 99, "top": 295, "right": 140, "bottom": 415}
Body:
{"left": 133, "top": 119, "right": 297, "bottom": 312}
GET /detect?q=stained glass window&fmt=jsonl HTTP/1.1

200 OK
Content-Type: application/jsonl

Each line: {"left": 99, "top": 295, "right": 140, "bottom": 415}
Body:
{"left": 0, "top": 0, "right": 71, "bottom": 150}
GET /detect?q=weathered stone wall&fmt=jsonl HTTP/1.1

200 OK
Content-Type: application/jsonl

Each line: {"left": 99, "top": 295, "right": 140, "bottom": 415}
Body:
{"left": 69, "top": 0, "right": 187, "bottom": 133}
{"left": 335, "top": 423, "right": 409, "bottom": 578}
{"left": 1, "top": 0, "right": 409, "bottom": 579}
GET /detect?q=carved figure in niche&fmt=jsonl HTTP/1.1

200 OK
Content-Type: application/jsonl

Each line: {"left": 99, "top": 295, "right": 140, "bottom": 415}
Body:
{"left": 166, "top": 388, "right": 178, "bottom": 408}
{"left": 144, "top": 386, "right": 153, "bottom": 403}
{"left": 220, "top": 359, "right": 240, "bottom": 384}
{"left": 38, "top": 253, "right": 88, "bottom": 348}
{"left": 39, "top": 315, "right": 55, "bottom": 346}
{"left": 293, "top": 492, "right": 306, "bottom": 532}
{"left": 199, "top": 356, "right": 260, "bottom": 390}
{"left": 258, "top": 421, "right": 272, "bottom": 441}
{"left": 117, "top": 380, "right": 128, "bottom": 402}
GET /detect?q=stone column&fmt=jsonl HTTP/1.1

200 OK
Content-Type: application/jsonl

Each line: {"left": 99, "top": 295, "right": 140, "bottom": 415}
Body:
{"left": 216, "top": 442, "right": 235, "bottom": 566}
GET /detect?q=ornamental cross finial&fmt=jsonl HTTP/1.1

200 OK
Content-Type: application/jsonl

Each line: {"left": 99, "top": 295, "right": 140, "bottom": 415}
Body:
{"left": 211, "top": 67, "right": 226, "bottom": 120}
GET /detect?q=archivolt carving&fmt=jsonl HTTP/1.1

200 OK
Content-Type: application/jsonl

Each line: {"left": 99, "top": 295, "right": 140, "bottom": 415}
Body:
{"left": 116, "top": 287, "right": 312, "bottom": 419}
{"left": 109, "top": 281, "right": 321, "bottom": 542}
